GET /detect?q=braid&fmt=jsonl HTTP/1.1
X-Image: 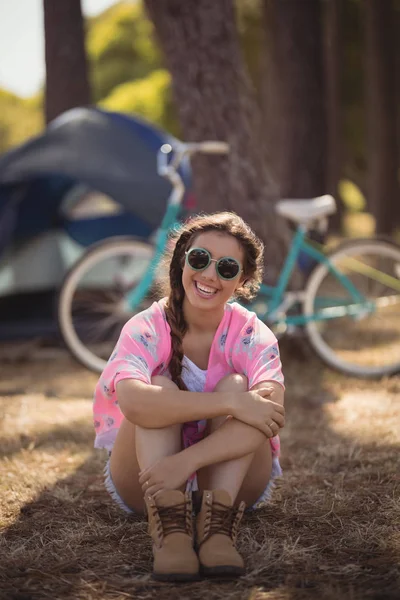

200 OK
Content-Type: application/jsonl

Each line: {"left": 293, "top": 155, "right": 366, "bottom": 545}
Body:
{"left": 164, "top": 233, "right": 191, "bottom": 390}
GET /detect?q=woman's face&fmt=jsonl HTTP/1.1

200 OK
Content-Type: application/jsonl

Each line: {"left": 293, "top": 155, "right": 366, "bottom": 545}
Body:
{"left": 182, "top": 231, "right": 245, "bottom": 312}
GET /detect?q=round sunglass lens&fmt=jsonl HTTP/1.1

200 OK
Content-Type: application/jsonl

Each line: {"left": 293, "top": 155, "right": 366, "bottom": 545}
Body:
{"left": 188, "top": 249, "right": 210, "bottom": 270}
{"left": 217, "top": 258, "right": 240, "bottom": 279}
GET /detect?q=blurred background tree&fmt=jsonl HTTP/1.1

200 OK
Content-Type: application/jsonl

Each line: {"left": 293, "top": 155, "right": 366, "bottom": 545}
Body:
{"left": 43, "top": 0, "right": 91, "bottom": 123}
{"left": 323, "top": 0, "right": 343, "bottom": 230}
{"left": 264, "top": 0, "right": 326, "bottom": 201}
{"left": 0, "top": 0, "right": 399, "bottom": 239}
{"left": 144, "top": 0, "right": 292, "bottom": 279}
{"left": 365, "top": 0, "right": 399, "bottom": 235}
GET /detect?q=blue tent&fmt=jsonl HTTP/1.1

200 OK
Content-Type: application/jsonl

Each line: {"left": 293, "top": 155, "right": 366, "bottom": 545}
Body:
{"left": 0, "top": 108, "right": 191, "bottom": 339}
{"left": 0, "top": 107, "right": 191, "bottom": 252}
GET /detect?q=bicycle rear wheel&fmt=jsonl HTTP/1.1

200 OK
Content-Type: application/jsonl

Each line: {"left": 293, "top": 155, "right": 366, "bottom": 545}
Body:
{"left": 303, "top": 238, "right": 400, "bottom": 378}
{"left": 58, "top": 237, "right": 155, "bottom": 373}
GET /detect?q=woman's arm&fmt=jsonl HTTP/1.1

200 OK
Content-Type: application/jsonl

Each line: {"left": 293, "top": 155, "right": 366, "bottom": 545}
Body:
{"left": 117, "top": 379, "right": 235, "bottom": 428}
{"left": 116, "top": 378, "right": 281, "bottom": 432}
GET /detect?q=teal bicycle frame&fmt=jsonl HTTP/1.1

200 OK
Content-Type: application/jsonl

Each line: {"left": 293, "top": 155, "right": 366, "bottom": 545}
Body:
{"left": 126, "top": 142, "right": 372, "bottom": 328}
{"left": 255, "top": 226, "right": 369, "bottom": 327}
{"left": 126, "top": 201, "right": 182, "bottom": 308}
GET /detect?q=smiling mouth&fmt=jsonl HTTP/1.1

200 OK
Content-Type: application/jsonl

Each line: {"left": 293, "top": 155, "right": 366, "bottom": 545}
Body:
{"left": 194, "top": 281, "right": 218, "bottom": 298}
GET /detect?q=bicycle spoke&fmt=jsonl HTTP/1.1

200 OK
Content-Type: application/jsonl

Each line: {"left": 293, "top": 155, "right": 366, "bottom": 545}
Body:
{"left": 58, "top": 239, "right": 155, "bottom": 370}
{"left": 305, "top": 240, "right": 400, "bottom": 377}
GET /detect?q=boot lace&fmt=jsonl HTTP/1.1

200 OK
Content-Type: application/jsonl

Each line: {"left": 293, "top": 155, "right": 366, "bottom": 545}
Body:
{"left": 156, "top": 501, "right": 192, "bottom": 538}
{"left": 203, "top": 501, "right": 245, "bottom": 544}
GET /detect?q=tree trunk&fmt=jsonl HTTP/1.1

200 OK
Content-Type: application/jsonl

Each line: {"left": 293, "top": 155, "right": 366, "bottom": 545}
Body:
{"left": 43, "top": 0, "right": 91, "bottom": 124}
{"left": 268, "top": 0, "right": 326, "bottom": 200}
{"left": 261, "top": 0, "right": 281, "bottom": 187}
{"left": 323, "top": 0, "right": 344, "bottom": 232}
{"left": 144, "top": 0, "right": 292, "bottom": 282}
{"left": 396, "top": 1, "right": 400, "bottom": 230}
{"left": 365, "top": 0, "right": 399, "bottom": 234}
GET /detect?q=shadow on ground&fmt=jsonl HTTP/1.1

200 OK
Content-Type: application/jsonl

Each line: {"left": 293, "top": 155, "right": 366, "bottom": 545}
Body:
{"left": 0, "top": 350, "right": 399, "bottom": 600}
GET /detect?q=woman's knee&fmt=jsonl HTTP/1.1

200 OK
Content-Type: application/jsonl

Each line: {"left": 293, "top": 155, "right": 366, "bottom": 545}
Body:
{"left": 214, "top": 373, "right": 248, "bottom": 393}
{"left": 209, "top": 375, "right": 248, "bottom": 432}
{"left": 151, "top": 375, "right": 179, "bottom": 390}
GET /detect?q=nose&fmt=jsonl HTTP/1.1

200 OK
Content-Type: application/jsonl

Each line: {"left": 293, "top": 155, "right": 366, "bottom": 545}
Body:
{"left": 201, "top": 260, "right": 218, "bottom": 280}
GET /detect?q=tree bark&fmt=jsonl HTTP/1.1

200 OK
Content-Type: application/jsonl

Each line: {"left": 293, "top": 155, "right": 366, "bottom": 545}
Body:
{"left": 261, "top": 0, "right": 281, "bottom": 187}
{"left": 268, "top": 0, "right": 326, "bottom": 200}
{"left": 365, "top": 0, "right": 399, "bottom": 234}
{"left": 43, "top": 0, "right": 91, "bottom": 124}
{"left": 323, "top": 0, "right": 344, "bottom": 232}
{"left": 396, "top": 1, "right": 400, "bottom": 230}
{"left": 144, "top": 0, "right": 292, "bottom": 282}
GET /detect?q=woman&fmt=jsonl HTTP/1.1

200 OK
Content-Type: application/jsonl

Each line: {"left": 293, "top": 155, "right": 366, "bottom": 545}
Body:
{"left": 93, "top": 212, "right": 285, "bottom": 581}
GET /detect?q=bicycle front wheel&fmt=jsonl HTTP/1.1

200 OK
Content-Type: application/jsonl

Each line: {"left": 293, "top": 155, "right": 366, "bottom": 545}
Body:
{"left": 58, "top": 237, "right": 155, "bottom": 373}
{"left": 304, "top": 238, "right": 400, "bottom": 378}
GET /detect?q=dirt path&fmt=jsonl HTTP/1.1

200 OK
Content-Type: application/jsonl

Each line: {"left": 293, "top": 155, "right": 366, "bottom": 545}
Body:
{"left": 0, "top": 348, "right": 399, "bottom": 600}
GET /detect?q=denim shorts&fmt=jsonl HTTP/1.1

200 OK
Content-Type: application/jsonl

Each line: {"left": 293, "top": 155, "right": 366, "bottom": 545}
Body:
{"left": 104, "top": 455, "right": 282, "bottom": 513}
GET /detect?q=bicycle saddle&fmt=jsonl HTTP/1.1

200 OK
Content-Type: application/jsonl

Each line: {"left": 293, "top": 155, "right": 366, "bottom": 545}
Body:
{"left": 276, "top": 195, "right": 336, "bottom": 224}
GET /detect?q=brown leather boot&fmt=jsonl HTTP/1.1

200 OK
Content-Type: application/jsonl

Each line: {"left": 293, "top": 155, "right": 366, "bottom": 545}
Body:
{"left": 145, "top": 489, "right": 199, "bottom": 582}
{"left": 196, "top": 489, "right": 246, "bottom": 577}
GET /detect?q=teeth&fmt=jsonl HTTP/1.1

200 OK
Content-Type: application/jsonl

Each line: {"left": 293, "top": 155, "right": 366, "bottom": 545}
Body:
{"left": 196, "top": 283, "right": 216, "bottom": 294}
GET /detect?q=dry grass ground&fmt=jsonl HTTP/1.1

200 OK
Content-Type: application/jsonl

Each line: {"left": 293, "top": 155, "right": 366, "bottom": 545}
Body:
{"left": 0, "top": 343, "right": 399, "bottom": 600}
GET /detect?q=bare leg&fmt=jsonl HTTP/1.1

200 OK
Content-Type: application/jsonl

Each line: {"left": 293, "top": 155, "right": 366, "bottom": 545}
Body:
{"left": 196, "top": 374, "right": 273, "bottom": 507}
{"left": 109, "top": 376, "right": 182, "bottom": 513}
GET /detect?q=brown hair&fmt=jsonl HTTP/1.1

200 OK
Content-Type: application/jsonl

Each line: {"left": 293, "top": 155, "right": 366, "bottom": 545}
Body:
{"left": 158, "top": 211, "right": 264, "bottom": 390}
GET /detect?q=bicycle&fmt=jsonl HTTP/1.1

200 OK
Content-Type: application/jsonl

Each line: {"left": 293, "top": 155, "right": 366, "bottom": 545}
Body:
{"left": 58, "top": 141, "right": 400, "bottom": 378}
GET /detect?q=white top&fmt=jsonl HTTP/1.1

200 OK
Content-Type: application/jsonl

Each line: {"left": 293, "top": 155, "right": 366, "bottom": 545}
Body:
{"left": 181, "top": 355, "right": 207, "bottom": 392}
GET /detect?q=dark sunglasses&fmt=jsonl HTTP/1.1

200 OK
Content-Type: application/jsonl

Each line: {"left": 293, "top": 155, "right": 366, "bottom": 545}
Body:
{"left": 185, "top": 247, "right": 242, "bottom": 280}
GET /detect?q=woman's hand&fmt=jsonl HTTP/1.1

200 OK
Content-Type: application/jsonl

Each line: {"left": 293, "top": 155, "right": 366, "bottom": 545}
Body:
{"left": 231, "top": 387, "right": 285, "bottom": 437}
{"left": 138, "top": 452, "right": 192, "bottom": 498}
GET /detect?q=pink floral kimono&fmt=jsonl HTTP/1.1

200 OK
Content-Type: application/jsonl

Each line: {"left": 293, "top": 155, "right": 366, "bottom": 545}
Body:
{"left": 93, "top": 299, "right": 285, "bottom": 460}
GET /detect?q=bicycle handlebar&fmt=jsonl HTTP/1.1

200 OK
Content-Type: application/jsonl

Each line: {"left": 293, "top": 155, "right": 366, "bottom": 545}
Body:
{"left": 157, "top": 141, "right": 229, "bottom": 175}
{"left": 183, "top": 141, "right": 230, "bottom": 154}
{"left": 157, "top": 140, "right": 230, "bottom": 207}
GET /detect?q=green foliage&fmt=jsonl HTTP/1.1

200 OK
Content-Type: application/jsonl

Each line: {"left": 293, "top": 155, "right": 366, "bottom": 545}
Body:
{"left": 0, "top": 89, "right": 43, "bottom": 154}
{"left": 100, "top": 68, "right": 179, "bottom": 135}
{"left": 0, "top": 0, "right": 267, "bottom": 154}
{"left": 339, "top": 179, "right": 366, "bottom": 212}
{"left": 87, "top": 1, "right": 180, "bottom": 135}
{"left": 0, "top": 1, "right": 175, "bottom": 154}
{"left": 88, "top": 1, "right": 163, "bottom": 103}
